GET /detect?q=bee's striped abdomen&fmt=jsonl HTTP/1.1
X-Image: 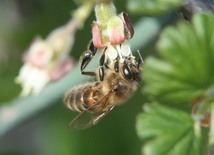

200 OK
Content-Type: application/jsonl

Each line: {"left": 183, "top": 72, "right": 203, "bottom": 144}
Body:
{"left": 64, "top": 82, "right": 103, "bottom": 112}
{"left": 82, "top": 82, "right": 103, "bottom": 111}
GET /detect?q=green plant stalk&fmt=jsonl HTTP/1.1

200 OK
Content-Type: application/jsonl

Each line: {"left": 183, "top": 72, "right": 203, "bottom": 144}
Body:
{"left": 0, "top": 12, "right": 175, "bottom": 136}
{"left": 209, "top": 102, "right": 214, "bottom": 154}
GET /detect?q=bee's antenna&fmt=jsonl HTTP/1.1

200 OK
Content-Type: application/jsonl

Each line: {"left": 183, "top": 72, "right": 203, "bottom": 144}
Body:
{"left": 137, "top": 50, "right": 144, "bottom": 65}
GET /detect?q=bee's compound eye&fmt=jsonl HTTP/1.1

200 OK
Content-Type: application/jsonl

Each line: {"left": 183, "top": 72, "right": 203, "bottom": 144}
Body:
{"left": 122, "top": 62, "right": 133, "bottom": 80}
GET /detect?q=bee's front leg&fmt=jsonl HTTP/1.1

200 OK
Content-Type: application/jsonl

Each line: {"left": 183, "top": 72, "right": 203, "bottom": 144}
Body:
{"left": 80, "top": 40, "right": 97, "bottom": 77}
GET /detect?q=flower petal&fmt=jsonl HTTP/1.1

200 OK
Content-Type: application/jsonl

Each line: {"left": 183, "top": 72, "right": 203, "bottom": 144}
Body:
{"left": 121, "top": 41, "right": 132, "bottom": 57}
{"left": 119, "top": 12, "right": 134, "bottom": 39}
{"left": 92, "top": 22, "right": 108, "bottom": 48}
{"left": 24, "top": 38, "right": 53, "bottom": 68}
{"left": 105, "top": 45, "right": 118, "bottom": 60}
{"left": 107, "top": 16, "right": 125, "bottom": 45}
{"left": 15, "top": 64, "right": 50, "bottom": 96}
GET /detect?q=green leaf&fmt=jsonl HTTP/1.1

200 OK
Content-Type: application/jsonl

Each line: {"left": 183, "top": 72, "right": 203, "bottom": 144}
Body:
{"left": 136, "top": 103, "right": 202, "bottom": 155}
{"left": 143, "top": 13, "right": 214, "bottom": 102}
{"left": 127, "top": 0, "right": 184, "bottom": 14}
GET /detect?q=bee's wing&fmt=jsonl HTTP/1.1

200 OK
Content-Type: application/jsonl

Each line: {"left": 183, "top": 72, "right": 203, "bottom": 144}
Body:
{"left": 68, "top": 107, "right": 114, "bottom": 130}
{"left": 69, "top": 92, "right": 114, "bottom": 130}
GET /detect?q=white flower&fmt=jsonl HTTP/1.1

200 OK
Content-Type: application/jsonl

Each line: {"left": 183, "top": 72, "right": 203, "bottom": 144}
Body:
{"left": 15, "top": 64, "right": 50, "bottom": 96}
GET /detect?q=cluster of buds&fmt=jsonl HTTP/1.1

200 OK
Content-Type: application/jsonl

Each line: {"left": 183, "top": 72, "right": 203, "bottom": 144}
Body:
{"left": 15, "top": 19, "right": 78, "bottom": 97}
{"left": 92, "top": 2, "right": 134, "bottom": 61}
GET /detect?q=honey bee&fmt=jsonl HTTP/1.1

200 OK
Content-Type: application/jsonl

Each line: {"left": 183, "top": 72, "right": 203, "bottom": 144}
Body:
{"left": 64, "top": 55, "right": 142, "bottom": 130}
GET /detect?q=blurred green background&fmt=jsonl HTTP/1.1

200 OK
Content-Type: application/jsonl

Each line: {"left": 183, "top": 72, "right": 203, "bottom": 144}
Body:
{"left": 0, "top": 0, "right": 146, "bottom": 155}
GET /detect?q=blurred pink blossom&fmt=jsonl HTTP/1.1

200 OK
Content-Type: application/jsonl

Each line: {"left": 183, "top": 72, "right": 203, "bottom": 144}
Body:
{"left": 15, "top": 19, "right": 78, "bottom": 97}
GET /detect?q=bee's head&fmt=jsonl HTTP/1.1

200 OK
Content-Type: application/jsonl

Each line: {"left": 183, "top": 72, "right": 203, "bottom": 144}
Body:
{"left": 121, "top": 56, "right": 142, "bottom": 83}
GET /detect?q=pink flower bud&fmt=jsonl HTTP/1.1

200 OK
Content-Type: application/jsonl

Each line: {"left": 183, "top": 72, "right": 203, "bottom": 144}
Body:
{"left": 92, "top": 22, "right": 108, "bottom": 48}
{"left": 107, "top": 16, "right": 125, "bottom": 45}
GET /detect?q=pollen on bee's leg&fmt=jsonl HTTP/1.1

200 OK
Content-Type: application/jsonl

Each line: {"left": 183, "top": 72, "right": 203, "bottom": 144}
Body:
{"left": 83, "top": 88, "right": 96, "bottom": 109}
